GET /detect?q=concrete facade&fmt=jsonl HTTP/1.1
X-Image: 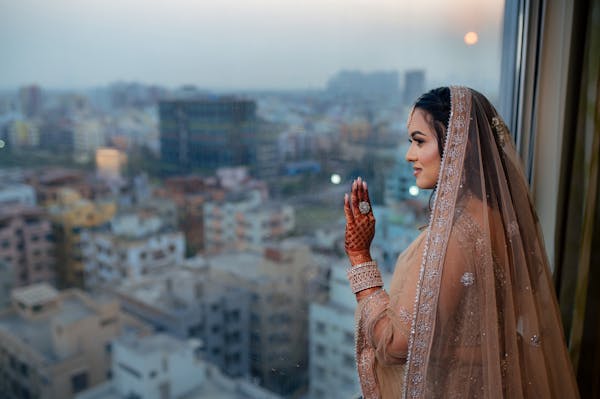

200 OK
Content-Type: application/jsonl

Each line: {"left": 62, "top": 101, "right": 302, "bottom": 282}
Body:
{"left": 110, "top": 259, "right": 250, "bottom": 378}
{"left": 0, "top": 205, "right": 56, "bottom": 287}
{"left": 0, "top": 283, "right": 150, "bottom": 399}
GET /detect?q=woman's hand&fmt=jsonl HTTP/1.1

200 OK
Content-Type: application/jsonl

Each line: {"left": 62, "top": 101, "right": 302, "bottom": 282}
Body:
{"left": 344, "top": 177, "right": 376, "bottom": 266}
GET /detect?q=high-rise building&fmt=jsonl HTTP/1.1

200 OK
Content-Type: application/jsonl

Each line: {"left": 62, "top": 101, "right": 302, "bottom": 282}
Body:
{"left": 18, "top": 85, "right": 43, "bottom": 118}
{"left": 203, "top": 190, "right": 294, "bottom": 254}
{"left": 159, "top": 97, "right": 258, "bottom": 172}
{"left": 309, "top": 262, "right": 361, "bottom": 399}
{"left": 74, "top": 119, "right": 106, "bottom": 157}
{"left": 403, "top": 69, "right": 426, "bottom": 106}
{"left": 111, "top": 258, "right": 251, "bottom": 378}
{"left": 0, "top": 205, "right": 56, "bottom": 287}
{"left": 82, "top": 212, "right": 184, "bottom": 288}
{"left": 327, "top": 70, "right": 400, "bottom": 99}
{"left": 47, "top": 189, "right": 116, "bottom": 288}
{"left": 208, "top": 240, "right": 323, "bottom": 396}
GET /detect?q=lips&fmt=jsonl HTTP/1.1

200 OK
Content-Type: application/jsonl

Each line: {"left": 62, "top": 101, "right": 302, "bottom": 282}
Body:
{"left": 413, "top": 168, "right": 422, "bottom": 176}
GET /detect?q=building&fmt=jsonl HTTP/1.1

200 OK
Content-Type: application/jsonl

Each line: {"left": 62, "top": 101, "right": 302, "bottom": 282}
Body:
{"left": 6, "top": 119, "right": 39, "bottom": 150}
{"left": 18, "top": 85, "right": 43, "bottom": 118}
{"left": 27, "top": 168, "right": 111, "bottom": 205}
{"left": 403, "top": 69, "right": 425, "bottom": 106}
{"left": 0, "top": 283, "right": 151, "bottom": 399}
{"left": 95, "top": 147, "right": 127, "bottom": 182}
{"left": 327, "top": 70, "right": 399, "bottom": 100}
{"left": 0, "top": 183, "right": 36, "bottom": 206}
{"left": 47, "top": 189, "right": 116, "bottom": 288}
{"left": 0, "top": 205, "right": 56, "bottom": 287}
{"left": 159, "top": 97, "right": 257, "bottom": 171}
{"left": 309, "top": 261, "right": 361, "bottom": 399}
{"left": 83, "top": 212, "right": 184, "bottom": 288}
{"left": 38, "top": 118, "right": 75, "bottom": 154}
{"left": 0, "top": 261, "right": 14, "bottom": 310}
{"left": 110, "top": 258, "right": 250, "bottom": 378}
{"left": 203, "top": 190, "right": 294, "bottom": 254}
{"left": 207, "top": 240, "right": 323, "bottom": 396}
{"left": 74, "top": 119, "right": 106, "bottom": 158}
{"left": 155, "top": 175, "right": 221, "bottom": 256}
{"left": 75, "top": 333, "right": 282, "bottom": 399}
{"left": 78, "top": 333, "right": 204, "bottom": 399}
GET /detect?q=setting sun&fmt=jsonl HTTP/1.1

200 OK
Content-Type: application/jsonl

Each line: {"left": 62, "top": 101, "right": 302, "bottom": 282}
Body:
{"left": 464, "top": 31, "right": 479, "bottom": 45}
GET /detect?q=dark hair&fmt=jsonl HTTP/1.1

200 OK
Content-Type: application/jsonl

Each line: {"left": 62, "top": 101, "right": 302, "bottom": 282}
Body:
{"left": 412, "top": 87, "right": 451, "bottom": 157}
{"left": 412, "top": 87, "right": 451, "bottom": 210}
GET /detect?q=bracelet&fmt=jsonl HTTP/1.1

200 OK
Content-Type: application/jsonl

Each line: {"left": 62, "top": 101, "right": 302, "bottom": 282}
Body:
{"left": 347, "top": 261, "right": 383, "bottom": 294}
{"left": 347, "top": 252, "right": 373, "bottom": 265}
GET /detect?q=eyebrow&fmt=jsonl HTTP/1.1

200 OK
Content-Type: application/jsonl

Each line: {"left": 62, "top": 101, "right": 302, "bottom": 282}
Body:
{"left": 409, "top": 131, "right": 427, "bottom": 139}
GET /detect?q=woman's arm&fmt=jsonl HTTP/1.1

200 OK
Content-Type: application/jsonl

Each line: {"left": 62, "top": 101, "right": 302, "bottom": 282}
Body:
{"left": 344, "top": 178, "right": 410, "bottom": 364}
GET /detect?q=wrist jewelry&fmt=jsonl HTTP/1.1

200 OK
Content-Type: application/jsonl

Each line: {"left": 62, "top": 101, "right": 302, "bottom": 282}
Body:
{"left": 347, "top": 261, "right": 383, "bottom": 294}
{"left": 348, "top": 252, "right": 373, "bottom": 265}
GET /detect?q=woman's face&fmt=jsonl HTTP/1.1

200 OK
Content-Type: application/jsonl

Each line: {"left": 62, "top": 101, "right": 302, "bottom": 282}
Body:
{"left": 405, "top": 108, "right": 442, "bottom": 189}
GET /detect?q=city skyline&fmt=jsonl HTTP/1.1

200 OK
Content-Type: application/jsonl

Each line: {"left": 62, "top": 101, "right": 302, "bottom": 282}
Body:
{"left": 0, "top": 0, "right": 504, "bottom": 91}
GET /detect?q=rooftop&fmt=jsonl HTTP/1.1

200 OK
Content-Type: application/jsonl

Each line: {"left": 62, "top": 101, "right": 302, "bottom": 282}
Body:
{"left": 12, "top": 283, "right": 58, "bottom": 307}
{"left": 207, "top": 251, "right": 266, "bottom": 282}
{"left": 0, "top": 289, "right": 105, "bottom": 363}
{"left": 117, "top": 332, "right": 200, "bottom": 356}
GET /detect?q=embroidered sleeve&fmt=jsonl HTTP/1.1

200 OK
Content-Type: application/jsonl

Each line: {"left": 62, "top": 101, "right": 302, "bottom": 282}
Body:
{"left": 355, "top": 288, "right": 388, "bottom": 399}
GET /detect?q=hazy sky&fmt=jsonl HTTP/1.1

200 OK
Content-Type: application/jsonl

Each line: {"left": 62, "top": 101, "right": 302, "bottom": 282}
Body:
{"left": 0, "top": 0, "right": 505, "bottom": 90}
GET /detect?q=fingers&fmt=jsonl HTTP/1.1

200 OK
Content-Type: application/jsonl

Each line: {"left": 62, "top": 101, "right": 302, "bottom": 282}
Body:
{"left": 350, "top": 179, "right": 360, "bottom": 216}
{"left": 354, "top": 177, "right": 369, "bottom": 204}
{"left": 361, "top": 179, "right": 371, "bottom": 205}
{"left": 363, "top": 181, "right": 376, "bottom": 222}
{"left": 343, "top": 193, "right": 355, "bottom": 224}
{"left": 358, "top": 177, "right": 367, "bottom": 202}
{"left": 349, "top": 177, "right": 374, "bottom": 218}
{"left": 356, "top": 177, "right": 375, "bottom": 222}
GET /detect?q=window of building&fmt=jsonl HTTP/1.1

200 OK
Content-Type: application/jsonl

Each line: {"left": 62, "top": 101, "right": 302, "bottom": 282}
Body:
{"left": 70, "top": 371, "right": 88, "bottom": 394}
{"left": 100, "top": 317, "right": 117, "bottom": 327}
{"left": 315, "top": 321, "right": 326, "bottom": 334}
{"left": 19, "top": 362, "right": 29, "bottom": 377}
{"left": 118, "top": 362, "right": 142, "bottom": 379}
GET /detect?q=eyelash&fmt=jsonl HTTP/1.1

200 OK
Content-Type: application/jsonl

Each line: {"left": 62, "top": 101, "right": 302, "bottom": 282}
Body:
{"left": 409, "top": 138, "right": 424, "bottom": 145}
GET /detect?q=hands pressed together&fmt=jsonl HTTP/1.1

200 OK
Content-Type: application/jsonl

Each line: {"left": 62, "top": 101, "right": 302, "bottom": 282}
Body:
{"left": 344, "top": 177, "right": 376, "bottom": 266}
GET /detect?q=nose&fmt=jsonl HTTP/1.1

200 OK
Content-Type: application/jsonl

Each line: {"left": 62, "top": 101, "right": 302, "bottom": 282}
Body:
{"left": 405, "top": 143, "right": 417, "bottom": 163}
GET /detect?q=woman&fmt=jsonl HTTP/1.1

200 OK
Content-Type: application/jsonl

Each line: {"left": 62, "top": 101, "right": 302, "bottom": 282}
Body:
{"left": 343, "top": 86, "right": 579, "bottom": 398}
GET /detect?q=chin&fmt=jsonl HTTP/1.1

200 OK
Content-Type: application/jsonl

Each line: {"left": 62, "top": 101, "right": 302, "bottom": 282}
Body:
{"left": 415, "top": 178, "right": 436, "bottom": 190}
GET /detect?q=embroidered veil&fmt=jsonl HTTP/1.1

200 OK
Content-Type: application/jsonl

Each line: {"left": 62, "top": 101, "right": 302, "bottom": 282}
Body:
{"left": 354, "top": 86, "right": 579, "bottom": 398}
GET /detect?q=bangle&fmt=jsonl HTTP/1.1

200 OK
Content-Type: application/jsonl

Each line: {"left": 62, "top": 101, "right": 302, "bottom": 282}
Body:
{"left": 348, "top": 253, "right": 373, "bottom": 266}
{"left": 347, "top": 261, "right": 383, "bottom": 294}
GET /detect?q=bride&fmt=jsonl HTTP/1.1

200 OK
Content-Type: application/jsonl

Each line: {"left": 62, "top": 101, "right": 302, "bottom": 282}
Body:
{"left": 343, "top": 86, "right": 580, "bottom": 398}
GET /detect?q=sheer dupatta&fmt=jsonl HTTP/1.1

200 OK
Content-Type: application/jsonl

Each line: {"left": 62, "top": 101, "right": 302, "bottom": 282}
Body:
{"left": 354, "top": 86, "right": 579, "bottom": 398}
